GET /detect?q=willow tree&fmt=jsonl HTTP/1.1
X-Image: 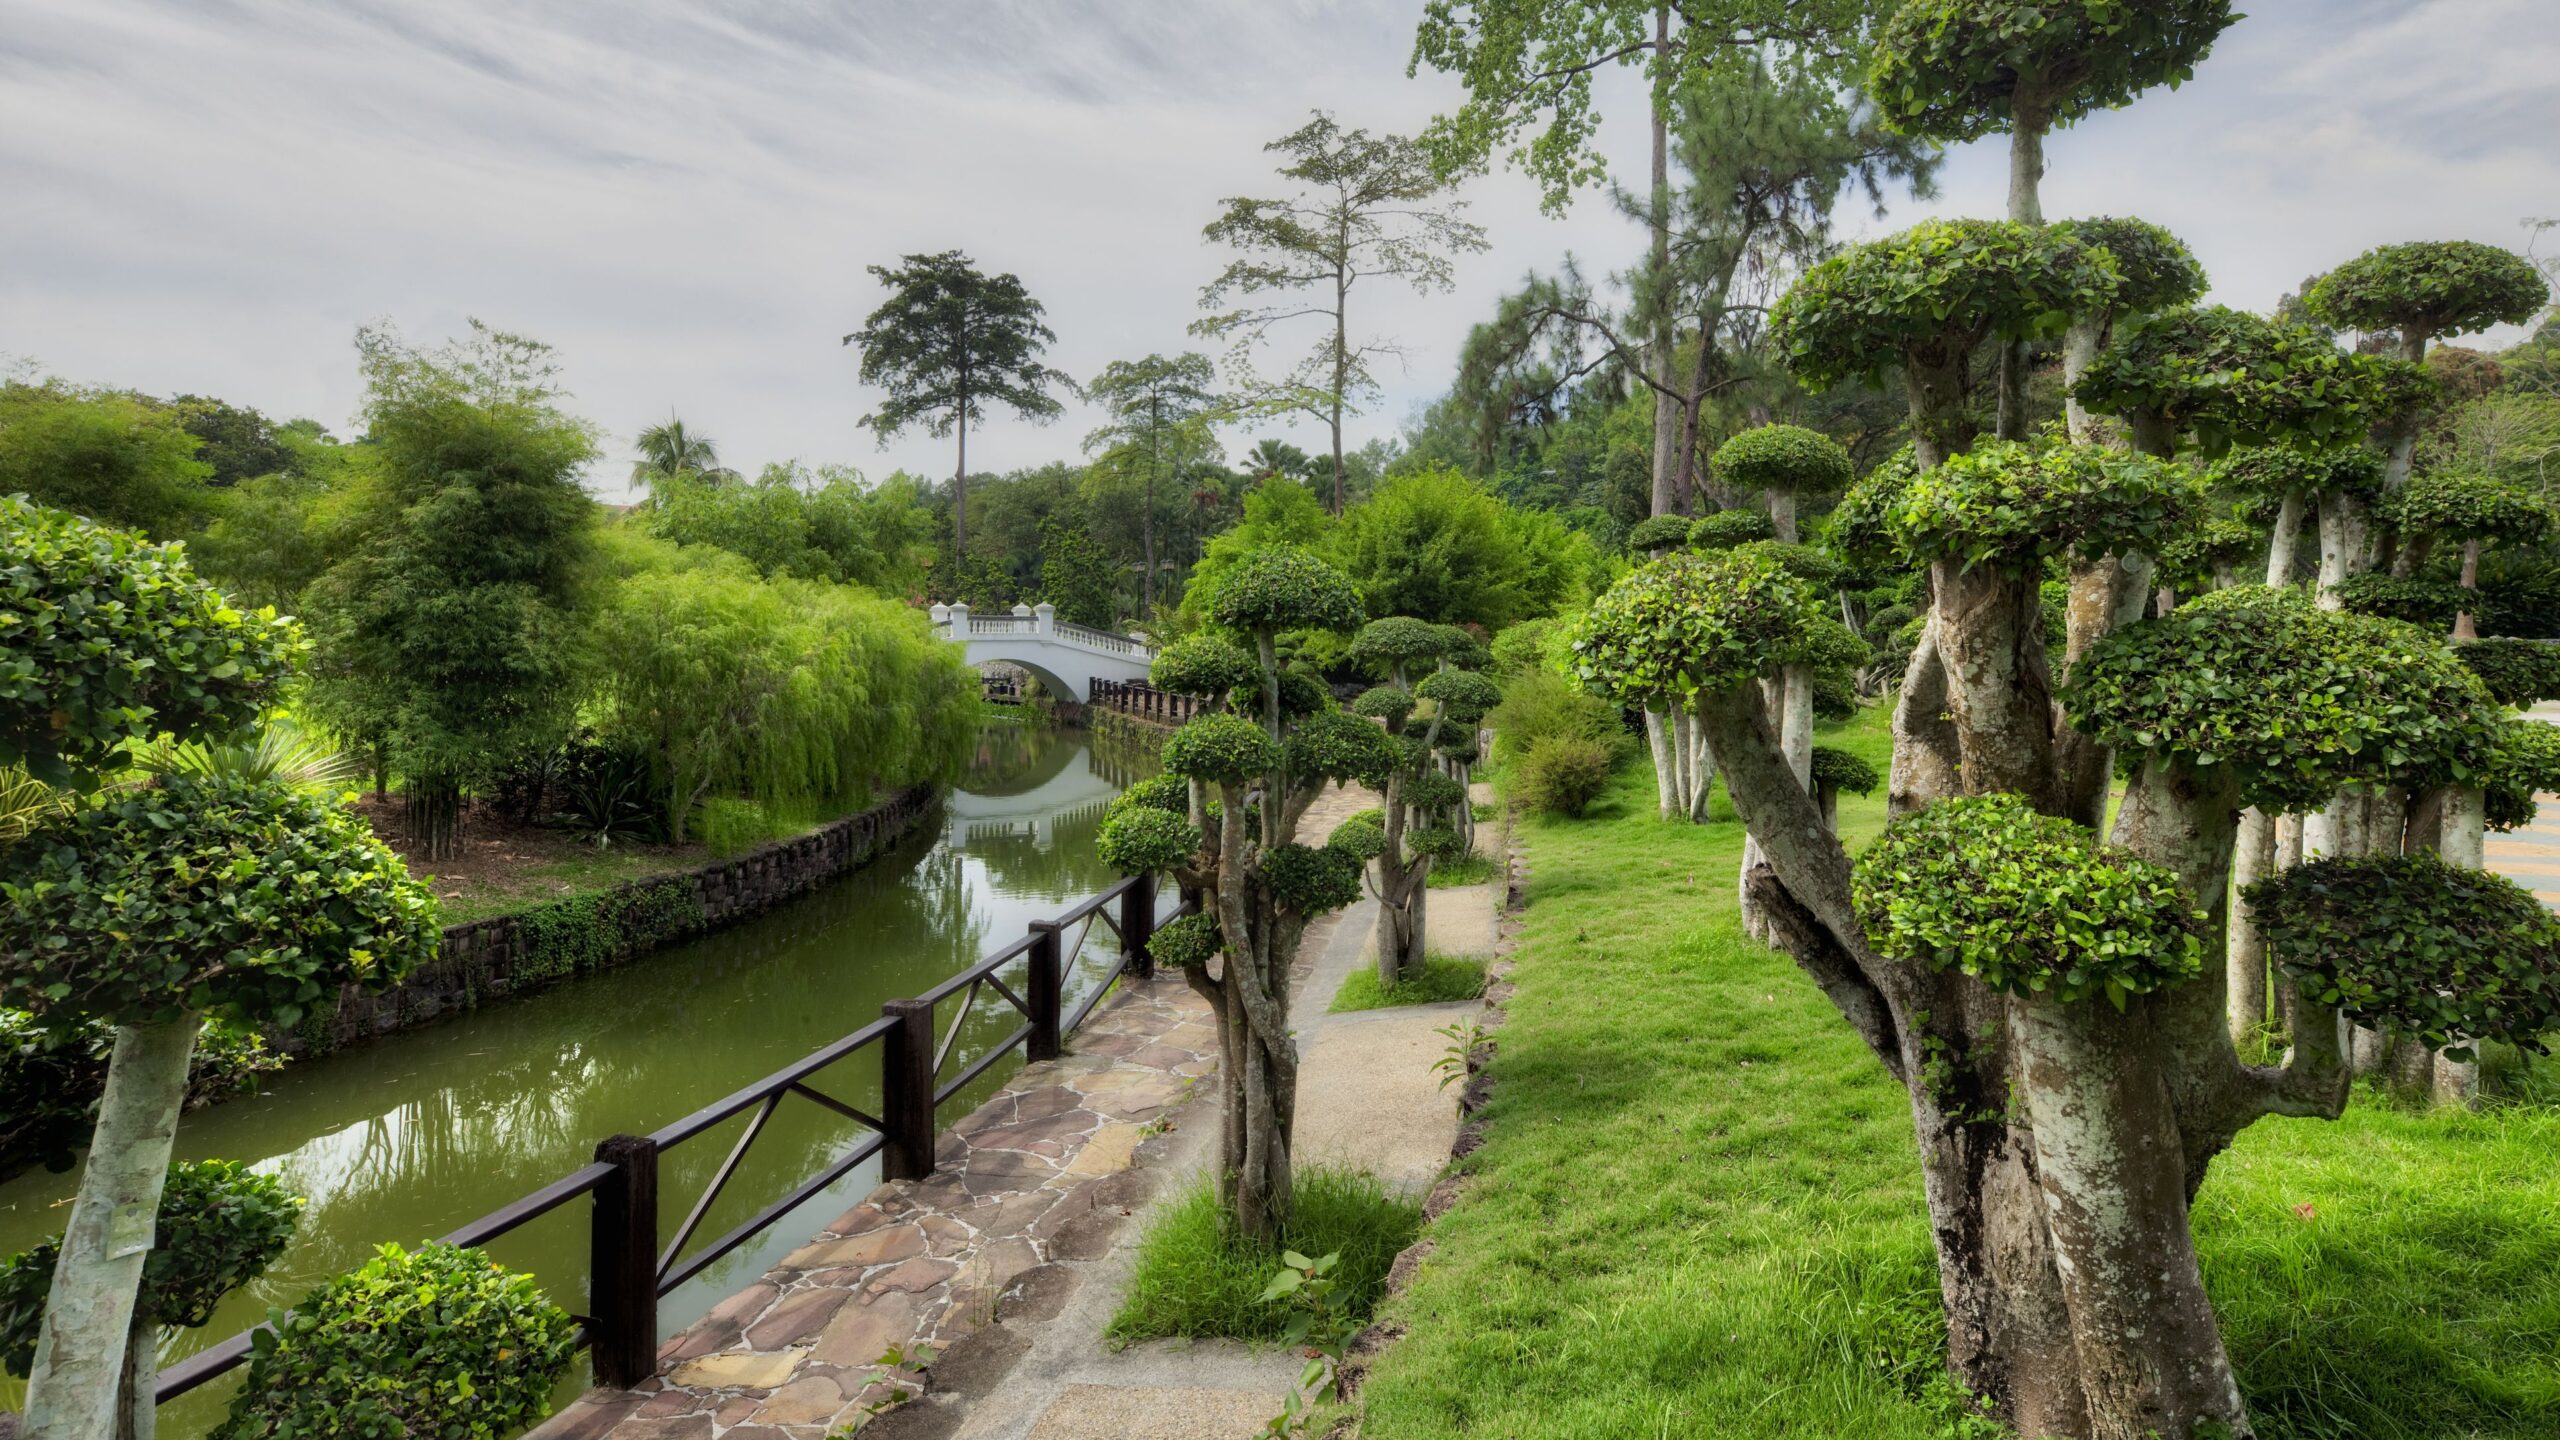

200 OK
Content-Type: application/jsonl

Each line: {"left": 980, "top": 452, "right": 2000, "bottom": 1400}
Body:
{"left": 1869, "top": 0, "right": 2238, "bottom": 430}
{"left": 1095, "top": 548, "right": 1393, "bottom": 1242}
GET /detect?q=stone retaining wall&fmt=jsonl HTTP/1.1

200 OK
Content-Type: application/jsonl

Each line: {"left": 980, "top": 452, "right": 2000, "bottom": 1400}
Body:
{"left": 285, "top": 785, "right": 942, "bottom": 1056}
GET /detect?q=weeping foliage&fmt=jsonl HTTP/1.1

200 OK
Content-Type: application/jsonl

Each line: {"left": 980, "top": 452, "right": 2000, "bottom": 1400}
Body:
{"left": 590, "top": 536, "right": 975, "bottom": 841}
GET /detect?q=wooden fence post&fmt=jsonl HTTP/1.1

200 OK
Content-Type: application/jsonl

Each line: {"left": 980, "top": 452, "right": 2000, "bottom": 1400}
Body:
{"left": 589, "top": 1133, "right": 660, "bottom": 1389}
{"left": 1027, "top": 921, "right": 1064, "bottom": 1060}
{"left": 882, "top": 998, "right": 938, "bottom": 1180}
{"left": 1121, "top": 872, "right": 1157, "bottom": 980}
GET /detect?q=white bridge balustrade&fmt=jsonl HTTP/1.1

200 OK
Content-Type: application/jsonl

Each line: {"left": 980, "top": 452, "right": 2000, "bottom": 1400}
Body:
{"left": 929, "top": 600, "right": 1157, "bottom": 705}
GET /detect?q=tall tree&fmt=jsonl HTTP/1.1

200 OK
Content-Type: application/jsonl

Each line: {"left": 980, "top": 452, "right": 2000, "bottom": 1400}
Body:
{"left": 1086, "top": 352, "right": 1223, "bottom": 612}
{"left": 845, "top": 251, "right": 1071, "bottom": 554}
{"left": 1195, "top": 113, "right": 1486, "bottom": 514}
{"left": 631, "top": 415, "right": 734, "bottom": 489}
{"left": 1413, "top": 0, "right": 1873, "bottom": 517}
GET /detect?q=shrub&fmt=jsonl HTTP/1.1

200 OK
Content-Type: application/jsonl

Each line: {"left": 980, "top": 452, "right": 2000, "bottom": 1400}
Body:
{"left": 1486, "top": 669, "right": 1623, "bottom": 769}
{"left": 216, "top": 1241, "right": 578, "bottom": 1440}
{"left": 1709, "top": 425, "right": 1853, "bottom": 498}
{"left": 1, "top": 1160, "right": 301, "bottom": 1375}
{"left": 512, "top": 880, "right": 704, "bottom": 984}
{"left": 1626, "top": 514, "right": 1694, "bottom": 553}
{"left": 1107, "top": 1169, "right": 1421, "bottom": 1344}
{"left": 1329, "top": 955, "right": 1487, "bottom": 1012}
{"left": 1514, "top": 737, "right": 1616, "bottom": 819}
{"left": 1689, "top": 509, "right": 1777, "bottom": 549}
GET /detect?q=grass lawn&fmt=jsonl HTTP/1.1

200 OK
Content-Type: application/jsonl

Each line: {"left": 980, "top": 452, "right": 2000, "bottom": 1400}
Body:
{"left": 1354, "top": 705, "right": 2560, "bottom": 1440}
{"left": 1331, "top": 955, "right": 1489, "bottom": 1013}
{"left": 1427, "top": 851, "right": 1503, "bottom": 889}
{"left": 1108, "top": 1168, "right": 1422, "bottom": 1345}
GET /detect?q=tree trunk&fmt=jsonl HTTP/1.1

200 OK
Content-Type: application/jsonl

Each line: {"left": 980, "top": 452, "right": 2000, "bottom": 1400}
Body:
{"left": 1645, "top": 707, "right": 1678, "bottom": 820}
{"left": 2453, "top": 538, "right": 2482, "bottom": 639}
{"left": 1685, "top": 717, "right": 1715, "bottom": 824}
{"left": 1646, "top": 7, "right": 1679, "bottom": 519}
{"left": 2264, "top": 491, "right": 2304, "bottom": 587}
{"left": 954, "top": 410, "right": 969, "bottom": 558}
{"left": 1767, "top": 487, "right": 1797, "bottom": 544}
{"left": 1995, "top": 110, "right": 2048, "bottom": 442}
{"left": 2227, "top": 808, "right": 2276, "bottom": 1047}
{"left": 119, "top": 1312, "right": 156, "bottom": 1440}
{"left": 1331, "top": 263, "right": 1350, "bottom": 515}
{"left": 2314, "top": 494, "right": 2369, "bottom": 612}
{"left": 2061, "top": 317, "right": 2107, "bottom": 445}
{"left": 23, "top": 1019, "right": 199, "bottom": 1440}
{"left": 1930, "top": 563, "right": 2064, "bottom": 813}
{"left": 1889, "top": 615, "right": 1963, "bottom": 818}
{"left": 2006, "top": 996, "right": 2253, "bottom": 1439}
{"left": 2055, "top": 553, "right": 2156, "bottom": 831}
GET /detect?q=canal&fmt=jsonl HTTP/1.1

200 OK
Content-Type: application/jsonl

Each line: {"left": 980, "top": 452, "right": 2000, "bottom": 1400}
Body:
{"left": 0, "top": 723, "right": 1154, "bottom": 1433}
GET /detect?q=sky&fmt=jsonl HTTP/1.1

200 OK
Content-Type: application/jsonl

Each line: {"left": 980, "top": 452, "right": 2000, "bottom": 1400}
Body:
{"left": 3, "top": 0, "right": 2555, "bottom": 501}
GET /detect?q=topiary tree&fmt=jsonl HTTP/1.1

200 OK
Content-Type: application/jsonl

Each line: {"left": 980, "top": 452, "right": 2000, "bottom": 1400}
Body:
{"left": 1686, "top": 509, "right": 1775, "bottom": 550}
{"left": 2308, "top": 240, "right": 2550, "bottom": 368}
{"left": 1095, "top": 546, "right": 1389, "bottom": 1243}
{"left": 213, "top": 1242, "right": 579, "bottom": 1440}
{"left": 1364, "top": 666, "right": 1501, "bottom": 982}
{"left": 1807, "top": 745, "right": 1877, "bottom": 831}
{"left": 2384, "top": 465, "right": 2554, "bottom": 638}
{"left": 1708, "top": 424, "right": 1852, "bottom": 544}
{"left": 1, "top": 774, "right": 437, "bottom": 1437}
{"left": 2050, "top": 217, "right": 2209, "bottom": 441}
{"left": 1869, "top": 0, "right": 2237, "bottom": 425}
{"left": 2207, "top": 443, "right": 2385, "bottom": 589}
{"left": 2151, "top": 516, "right": 2257, "bottom": 609}
{"left": 1, "top": 1161, "right": 300, "bottom": 1440}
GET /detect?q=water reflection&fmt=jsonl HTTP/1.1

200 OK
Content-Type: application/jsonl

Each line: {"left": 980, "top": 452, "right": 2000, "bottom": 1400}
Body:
{"left": 0, "top": 725, "right": 1150, "bottom": 1435}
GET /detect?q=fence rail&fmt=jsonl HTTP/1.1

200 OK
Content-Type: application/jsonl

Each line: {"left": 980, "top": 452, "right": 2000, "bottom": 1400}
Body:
{"left": 1088, "top": 678, "right": 1208, "bottom": 726}
{"left": 155, "top": 870, "right": 1174, "bottom": 1404}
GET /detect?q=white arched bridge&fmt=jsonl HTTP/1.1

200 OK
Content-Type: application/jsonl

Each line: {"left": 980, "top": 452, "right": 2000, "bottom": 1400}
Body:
{"left": 929, "top": 601, "right": 1156, "bottom": 704}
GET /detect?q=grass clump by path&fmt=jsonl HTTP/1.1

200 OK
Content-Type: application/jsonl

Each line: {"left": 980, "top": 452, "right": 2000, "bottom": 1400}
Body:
{"left": 1108, "top": 1167, "right": 1422, "bottom": 1345}
{"left": 1425, "top": 851, "right": 1501, "bottom": 889}
{"left": 1329, "top": 956, "right": 1488, "bottom": 1013}
{"left": 1353, "top": 704, "right": 2560, "bottom": 1440}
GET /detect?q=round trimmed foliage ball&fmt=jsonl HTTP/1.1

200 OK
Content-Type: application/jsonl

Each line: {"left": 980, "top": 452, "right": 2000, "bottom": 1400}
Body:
{"left": 2074, "top": 306, "right": 2384, "bottom": 451}
{"left": 2388, "top": 467, "right": 2553, "bottom": 546}
{"left": 2485, "top": 716, "right": 2560, "bottom": 831}
{"left": 1, "top": 496, "right": 306, "bottom": 786}
{"left": 1402, "top": 768, "right": 1467, "bottom": 813}
{"left": 1232, "top": 667, "right": 1329, "bottom": 723}
{"left": 1, "top": 1160, "right": 301, "bottom": 1375}
{"left": 1870, "top": 0, "right": 2238, "bottom": 142}
{"left": 1285, "top": 709, "right": 1400, "bottom": 787}
{"left": 1161, "top": 712, "right": 1283, "bottom": 785}
{"left": 1351, "top": 685, "right": 1416, "bottom": 725}
{"left": 1433, "top": 732, "right": 1482, "bottom": 765}
{"left": 2208, "top": 444, "right": 2386, "bottom": 502}
{"left": 1097, "top": 804, "right": 1202, "bottom": 875}
{"left": 1406, "top": 825, "right": 1467, "bottom": 861}
{"left": 2063, "top": 586, "right": 2501, "bottom": 811}
{"left": 1711, "top": 425, "right": 1854, "bottom": 499}
{"left": 1151, "top": 635, "right": 1259, "bottom": 698}
{"left": 1264, "top": 842, "right": 1362, "bottom": 917}
{"left": 1690, "top": 510, "right": 1777, "bottom": 550}
{"left": 0, "top": 774, "right": 438, "bottom": 1031}
{"left": 1809, "top": 746, "right": 1879, "bottom": 797}
{"left": 1852, "top": 794, "right": 2204, "bottom": 1007}
{"left": 1210, "top": 544, "right": 1364, "bottom": 636}
{"left": 1626, "top": 515, "right": 1694, "bottom": 553}
{"left": 2057, "top": 217, "right": 2209, "bottom": 316}
{"left": 1326, "top": 815, "right": 1388, "bottom": 863}
{"left": 2307, "top": 240, "right": 2550, "bottom": 344}
{"left": 1434, "top": 625, "right": 1493, "bottom": 674}
{"left": 2335, "top": 573, "right": 2467, "bottom": 629}
{"left": 1802, "top": 616, "right": 1872, "bottom": 674}
{"left": 214, "top": 1241, "right": 578, "bottom": 1440}
{"left": 2457, "top": 639, "right": 2560, "bottom": 710}
{"left": 1770, "top": 220, "right": 2120, "bottom": 388}
{"left": 1893, "top": 440, "right": 2201, "bottom": 570}
{"left": 1347, "top": 616, "right": 1451, "bottom": 678}
{"left": 1148, "top": 911, "right": 1226, "bottom": 970}
{"left": 1738, "top": 540, "right": 1846, "bottom": 591}
{"left": 1414, "top": 668, "right": 1502, "bottom": 727}
{"left": 1824, "top": 448, "right": 1919, "bottom": 569}
{"left": 2247, "top": 851, "right": 2560, "bottom": 1056}
{"left": 1113, "top": 773, "right": 1191, "bottom": 817}
{"left": 1574, "top": 549, "right": 1831, "bottom": 708}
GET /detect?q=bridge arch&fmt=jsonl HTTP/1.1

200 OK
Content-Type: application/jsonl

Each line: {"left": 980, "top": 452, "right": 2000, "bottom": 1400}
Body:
{"left": 930, "top": 601, "right": 1156, "bottom": 704}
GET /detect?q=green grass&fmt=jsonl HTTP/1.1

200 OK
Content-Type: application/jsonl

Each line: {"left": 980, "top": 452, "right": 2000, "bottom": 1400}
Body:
{"left": 1330, "top": 955, "right": 1488, "bottom": 1013}
{"left": 1108, "top": 1167, "right": 1423, "bottom": 1345}
{"left": 1355, "top": 704, "right": 2560, "bottom": 1440}
{"left": 428, "top": 846, "right": 700, "bottom": 925}
{"left": 1425, "top": 851, "right": 1502, "bottom": 889}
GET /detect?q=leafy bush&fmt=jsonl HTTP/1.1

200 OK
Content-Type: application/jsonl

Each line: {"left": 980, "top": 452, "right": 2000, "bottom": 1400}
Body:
{"left": 2456, "top": 638, "right": 2560, "bottom": 708}
{"left": 216, "top": 1241, "right": 578, "bottom": 1440}
{"left": 548, "top": 738, "right": 663, "bottom": 849}
{"left": 1688, "top": 509, "right": 1776, "bottom": 549}
{"left": 2335, "top": 572, "right": 2467, "bottom": 629}
{"left": 1514, "top": 737, "right": 1616, "bottom": 819}
{"left": 2, "top": 1160, "right": 301, "bottom": 1375}
{"left": 1852, "top": 794, "right": 2204, "bottom": 1008}
{"left": 1626, "top": 515, "right": 1693, "bottom": 552}
{"left": 1485, "top": 668, "right": 1625, "bottom": 770}
{"left": 2249, "top": 852, "right": 2560, "bottom": 1057}
{"left": 1, "top": 495, "right": 304, "bottom": 785}
{"left": 512, "top": 879, "right": 704, "bottom": 984}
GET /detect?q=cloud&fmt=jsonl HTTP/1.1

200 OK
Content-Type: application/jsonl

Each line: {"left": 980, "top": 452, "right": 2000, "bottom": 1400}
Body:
{"left": 2, "top": 0, "right": 2551, "bottom": 500}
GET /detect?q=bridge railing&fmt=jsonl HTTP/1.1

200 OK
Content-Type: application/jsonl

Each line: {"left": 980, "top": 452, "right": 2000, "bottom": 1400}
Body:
{"left": 153, "top": 872, "right": 1179, "bottom": 1405}
{"left": 927, "top": 602, "right": 1154, "bottom": 663}
{"left": 1089, "top": 678, "right": 1208, "bottom": 725}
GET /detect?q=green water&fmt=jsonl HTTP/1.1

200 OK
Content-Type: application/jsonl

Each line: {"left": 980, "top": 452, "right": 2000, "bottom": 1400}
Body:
{"left": 0, "top": 724, "right": 1156, "bottom": 1433}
